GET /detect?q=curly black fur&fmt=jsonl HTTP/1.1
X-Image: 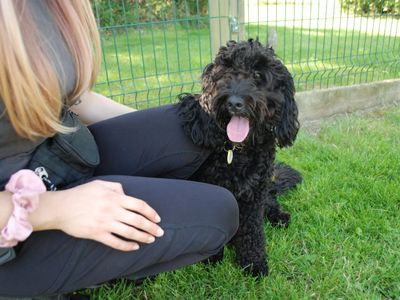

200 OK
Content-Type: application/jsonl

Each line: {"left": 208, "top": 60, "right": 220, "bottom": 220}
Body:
{"left": 266, "top": 163, "right": 302, "bottom": 227}
{"left": 177, "top": 39, "right": 301, "bottom": 276}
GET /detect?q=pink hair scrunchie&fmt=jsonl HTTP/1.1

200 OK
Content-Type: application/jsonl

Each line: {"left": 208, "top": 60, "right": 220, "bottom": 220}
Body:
{"left": 0, "top": 169, "right": 46, "bottom": 248}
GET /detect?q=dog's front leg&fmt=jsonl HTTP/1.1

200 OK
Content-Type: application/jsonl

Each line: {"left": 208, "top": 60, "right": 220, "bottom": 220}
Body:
{"left": 231, "top": 201, "right": 268, "bottom": 277}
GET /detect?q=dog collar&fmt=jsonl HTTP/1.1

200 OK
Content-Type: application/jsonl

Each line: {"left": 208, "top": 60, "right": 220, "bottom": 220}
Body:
{"left": 224, "top": 142, "right": 244, "bottom": 165}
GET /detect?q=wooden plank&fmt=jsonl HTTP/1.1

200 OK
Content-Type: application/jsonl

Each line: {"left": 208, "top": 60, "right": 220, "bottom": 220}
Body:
{"left": 209, "top": 0, "right": 245, "bottom": 56}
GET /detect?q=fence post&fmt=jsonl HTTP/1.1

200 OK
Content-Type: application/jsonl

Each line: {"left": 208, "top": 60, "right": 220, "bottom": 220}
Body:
{"left": 209, "top": 0, "right": 245, "bottom": 57}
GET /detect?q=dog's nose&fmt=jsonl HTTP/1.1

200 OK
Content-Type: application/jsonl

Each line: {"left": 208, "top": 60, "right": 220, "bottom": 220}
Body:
{"left": 227, "top": 96, "right": 244, "bottom": 112}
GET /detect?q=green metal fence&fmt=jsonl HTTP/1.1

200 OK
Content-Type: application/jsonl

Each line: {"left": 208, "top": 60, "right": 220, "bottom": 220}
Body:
{"left": 92, "top": 0, "right": 400, "bottom": 109}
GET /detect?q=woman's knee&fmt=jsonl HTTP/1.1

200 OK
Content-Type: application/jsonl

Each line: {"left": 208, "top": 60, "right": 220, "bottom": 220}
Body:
{"left": 202, "top": 185, "right": 239, "bottom": 242}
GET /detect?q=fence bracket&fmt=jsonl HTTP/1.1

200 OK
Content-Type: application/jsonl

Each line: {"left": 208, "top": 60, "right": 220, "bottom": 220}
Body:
{"left": 229, "top": 16, "right": 239, "bottom": 33}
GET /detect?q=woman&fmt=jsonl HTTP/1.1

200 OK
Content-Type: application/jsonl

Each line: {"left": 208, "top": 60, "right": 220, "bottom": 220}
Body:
{"left": 0, "top": 0, "right": 239, "bottom": 298}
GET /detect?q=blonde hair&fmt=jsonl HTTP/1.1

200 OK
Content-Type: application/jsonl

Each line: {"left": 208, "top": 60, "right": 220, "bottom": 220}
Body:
{"left": 0, "top": 0, "right": 101, "bottom": 139}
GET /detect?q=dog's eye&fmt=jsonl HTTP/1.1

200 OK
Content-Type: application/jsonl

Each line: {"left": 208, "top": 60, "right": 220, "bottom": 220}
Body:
{"left": 254, "top": 71, "right": 264, "bottom": 80}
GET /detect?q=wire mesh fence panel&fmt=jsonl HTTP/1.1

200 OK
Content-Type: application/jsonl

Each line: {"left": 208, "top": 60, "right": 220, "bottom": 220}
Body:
{"left": 91, "top": 0, "right": 400, "bottom": 108}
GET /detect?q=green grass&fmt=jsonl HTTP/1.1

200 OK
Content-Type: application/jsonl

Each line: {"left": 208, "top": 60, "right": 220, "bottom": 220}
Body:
{"left": 94, "top": 22, "right": 400, "bottom": 109}
{"left": 85, "top": 106, "right": 400, "bottom": 299}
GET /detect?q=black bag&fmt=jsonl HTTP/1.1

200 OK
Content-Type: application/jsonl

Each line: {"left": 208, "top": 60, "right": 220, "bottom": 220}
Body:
{"left": 28, "top": 109, "right": 100, "bottom": 190}
{"left": 0, "top": 247, "right": 16, "bottom": 266}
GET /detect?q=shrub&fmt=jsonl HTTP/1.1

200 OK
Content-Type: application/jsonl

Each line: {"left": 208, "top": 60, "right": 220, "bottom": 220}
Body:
{"left": 91, "top": 0, "right": 208, "bottom": 28}
{"left": 342, "top": 0, "right": 400, "bottom": 15}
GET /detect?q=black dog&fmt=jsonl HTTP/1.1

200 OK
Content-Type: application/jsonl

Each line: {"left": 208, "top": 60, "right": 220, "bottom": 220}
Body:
{"left": 177, "top": 39, "right": 301, "bottom": 276}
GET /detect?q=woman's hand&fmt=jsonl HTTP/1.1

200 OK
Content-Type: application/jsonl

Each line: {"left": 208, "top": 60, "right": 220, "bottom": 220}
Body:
{"left": 31, "top": 180, "right": 164, "bottom": 251}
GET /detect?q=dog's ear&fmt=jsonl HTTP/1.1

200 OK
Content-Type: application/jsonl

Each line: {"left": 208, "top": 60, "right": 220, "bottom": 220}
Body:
{"left": 177, "top": 93, "right": 221, "bottom": 147}
{"left": 275, "top": 77, "right": 299, "bottom": 148}
{"left": 177, "top": 93, "right": 207, "bottom": 146}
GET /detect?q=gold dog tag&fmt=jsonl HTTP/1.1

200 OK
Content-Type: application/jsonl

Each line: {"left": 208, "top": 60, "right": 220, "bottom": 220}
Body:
{"left": 227, "top": 149, "right": 233, "bottom": 164}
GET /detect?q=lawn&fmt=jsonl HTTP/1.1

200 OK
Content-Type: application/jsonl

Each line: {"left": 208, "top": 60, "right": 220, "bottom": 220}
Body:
{"left": 86, "top": 106, "right": 400, "bottom": 299}
{"left": 94, "top": 23, "right": 400, "bottom": 109}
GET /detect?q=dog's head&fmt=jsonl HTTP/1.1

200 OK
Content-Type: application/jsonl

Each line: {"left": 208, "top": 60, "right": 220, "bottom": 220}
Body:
{"left": 199, "top": 39, "right": 299, "bottom": 147}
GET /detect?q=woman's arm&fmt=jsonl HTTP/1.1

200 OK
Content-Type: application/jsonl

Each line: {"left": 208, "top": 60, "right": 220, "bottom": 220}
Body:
{"left": 0, "top": 94, "right": 160, "bottom": 250}
{"left": 70, "top": 91, "right": 136, "bottom": 125}
{"left": 0, "top": 180, "right": 163, "bottom": 251}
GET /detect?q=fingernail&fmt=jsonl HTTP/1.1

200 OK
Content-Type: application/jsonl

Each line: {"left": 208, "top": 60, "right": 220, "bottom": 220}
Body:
{"left": 148, "top": 236, "right": 155, "bottom": 243}
{"left": 132, "top": 244, "right": 140, "bottom": 250}
{"left": 155, "top": 215, "right": 161, "bottom": 223}
{"left": 157, "top": 228, "right": 164, "bottom": 237}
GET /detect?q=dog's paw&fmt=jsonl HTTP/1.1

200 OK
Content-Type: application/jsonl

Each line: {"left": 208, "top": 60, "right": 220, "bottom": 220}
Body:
{"left": 243, "top": 262, "right": 269, "bottom": 277}
{"left": 267, "top": 211, "right": 291, "bottom": 228}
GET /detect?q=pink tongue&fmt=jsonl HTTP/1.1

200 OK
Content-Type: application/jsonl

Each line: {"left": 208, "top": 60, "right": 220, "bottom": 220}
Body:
{"left": 227, "top": 116, "right": 250, "bottom": 143}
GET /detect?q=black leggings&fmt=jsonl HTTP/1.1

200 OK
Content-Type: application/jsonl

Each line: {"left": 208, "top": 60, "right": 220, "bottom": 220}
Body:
{"left": 0, "top": 105, "right": 239, "bottom": 297}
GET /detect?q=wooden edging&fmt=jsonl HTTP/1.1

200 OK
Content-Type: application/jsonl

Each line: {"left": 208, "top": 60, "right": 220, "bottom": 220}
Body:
{"left": 296, "top": 79, "right": 400, "bottom": 122}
